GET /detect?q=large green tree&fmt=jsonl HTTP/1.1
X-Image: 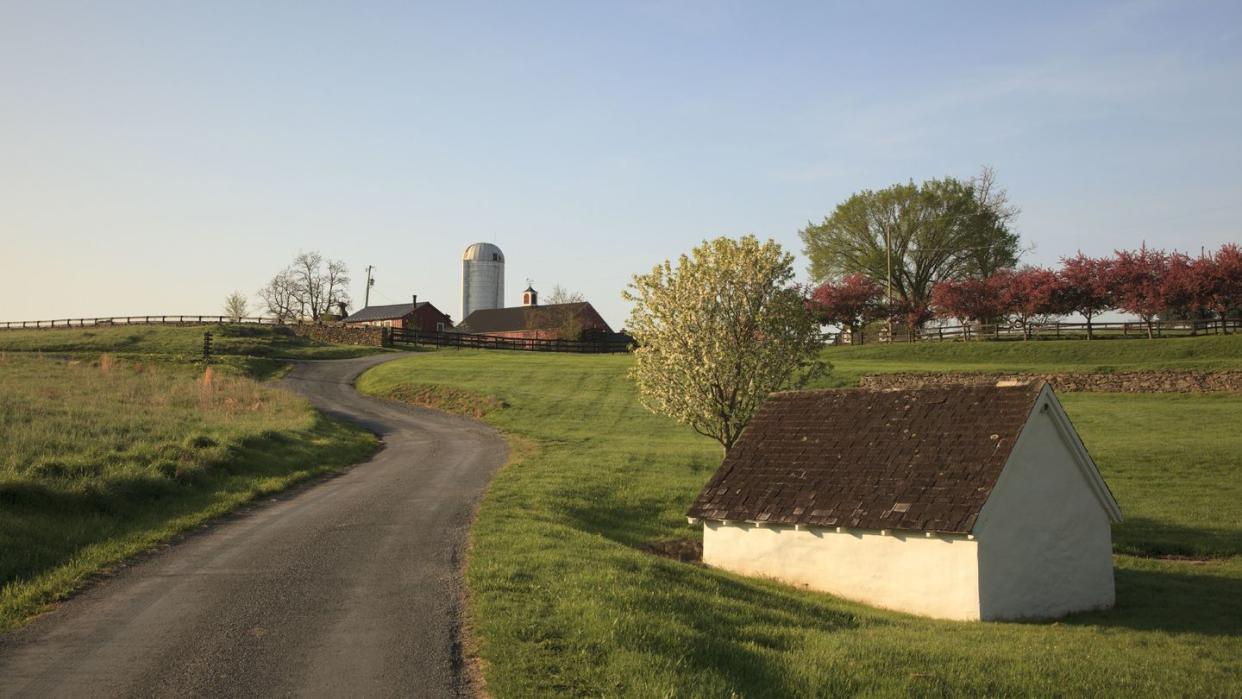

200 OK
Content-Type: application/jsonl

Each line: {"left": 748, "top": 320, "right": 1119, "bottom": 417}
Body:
{"left": 799, "top": 168, "right": 1021, "bottom": 320}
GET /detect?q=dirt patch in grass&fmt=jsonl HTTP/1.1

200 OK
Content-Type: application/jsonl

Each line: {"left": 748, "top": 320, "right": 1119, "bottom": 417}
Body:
{"left": 643, "top": 538, "right": 703, "bottom": 562}
{"left": 377, "top": 383, "right": 506, "bottom": 418}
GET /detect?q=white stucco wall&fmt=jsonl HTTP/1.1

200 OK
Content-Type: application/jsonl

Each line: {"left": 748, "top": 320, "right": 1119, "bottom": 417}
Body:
{"left": 973, "top": 390, "right": 1117, "bottom": 620}
{"left": 702, "top": 522, "right": 982, "bottom": 620}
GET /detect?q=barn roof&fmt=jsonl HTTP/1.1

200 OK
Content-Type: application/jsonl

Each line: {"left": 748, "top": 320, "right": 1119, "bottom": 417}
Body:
{"left": 346, "top": 302, "right": 431, "bottom": 322}
{"left": 686, "top": 383, "right": 1046, "bottom": 534}
{"left": 457, "top": 302, "right": 607, "bottom": 333}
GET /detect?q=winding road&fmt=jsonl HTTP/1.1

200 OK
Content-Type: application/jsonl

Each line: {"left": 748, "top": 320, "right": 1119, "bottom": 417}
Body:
{"left": 0, "top": 354, "right": 507, "bottom": 698}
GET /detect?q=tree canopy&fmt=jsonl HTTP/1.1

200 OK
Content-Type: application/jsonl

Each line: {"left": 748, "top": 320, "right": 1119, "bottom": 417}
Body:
{"left": 623, "top": 236, "right": 825, "bottom": 451}
{"left": 799, "top": 168, "right": 1021, "bottom": 320}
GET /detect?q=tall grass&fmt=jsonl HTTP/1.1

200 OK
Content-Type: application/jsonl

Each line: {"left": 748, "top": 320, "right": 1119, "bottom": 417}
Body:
{"left": 0, "top": 354, "right": 377, "bottom": 629}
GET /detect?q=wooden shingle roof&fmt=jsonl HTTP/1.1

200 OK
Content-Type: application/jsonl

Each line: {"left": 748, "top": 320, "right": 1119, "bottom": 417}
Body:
{"left": 686, "top": 383, "right": 1045, "bottom": 534}
{"left": 457, "top": 302, "right": 602, "bottom": 333}
{"left": 346, "top": 302, "right": 429, "bottom": 322}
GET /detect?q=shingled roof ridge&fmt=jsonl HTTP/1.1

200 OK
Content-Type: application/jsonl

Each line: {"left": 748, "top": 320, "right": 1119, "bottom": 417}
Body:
{"left": 689, "top": 381, "right": 1051, "bottom": 535}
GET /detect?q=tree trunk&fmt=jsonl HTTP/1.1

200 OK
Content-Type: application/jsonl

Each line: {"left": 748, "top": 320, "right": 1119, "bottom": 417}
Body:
{"left": 1086, "top": 316, "right": 1093, "bottom": 340}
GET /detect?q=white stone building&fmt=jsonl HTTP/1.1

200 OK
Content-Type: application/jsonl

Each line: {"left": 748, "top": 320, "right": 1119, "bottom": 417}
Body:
{"left": 687, "top": 382, "right": 1122, "bottom": 621}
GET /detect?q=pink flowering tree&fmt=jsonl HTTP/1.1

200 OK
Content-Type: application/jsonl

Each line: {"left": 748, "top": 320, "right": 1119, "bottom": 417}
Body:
{"left": 1057, "top": 253, "right": 1115, "bottom": 340}
{"left": 1203, "top": 243, "right": 1242, "bottom": 331}
{"left": 995, "top": 267, "right": 1064, "bottom": 339}
{"left": 930, "top": 276, "right": 1005, "bottom": 338}
{"left": 808, "top": 273, "right": 885, "bottom": 344}
{"left": 1111, "top": 245, "right": 1171, "bottom": 338}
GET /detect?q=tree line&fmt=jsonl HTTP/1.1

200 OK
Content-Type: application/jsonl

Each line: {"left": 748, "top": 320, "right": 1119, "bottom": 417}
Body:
{"left": 801, "top": 167, "right": 1240, "bottom": 341}
{"left": 220, "top": 252, "right": 352, "bottom": 323}
{"left": 624, "top": 169, "right": 1238, "bottom": 454}
{"left": 810, "top": 243, "right": 1242, "bottom": 341}
{"left": 256, "top": 252, "right": 351, "bottom": 323}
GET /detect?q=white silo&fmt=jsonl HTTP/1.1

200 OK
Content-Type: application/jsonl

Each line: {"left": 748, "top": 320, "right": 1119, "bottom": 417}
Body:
{"left": 462, "top": 242, "right": 505, "bottom": 320}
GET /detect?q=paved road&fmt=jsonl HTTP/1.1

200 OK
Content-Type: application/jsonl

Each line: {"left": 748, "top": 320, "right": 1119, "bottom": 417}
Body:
{"left": 0, "top": 354, "right": 507, "bottom": 698}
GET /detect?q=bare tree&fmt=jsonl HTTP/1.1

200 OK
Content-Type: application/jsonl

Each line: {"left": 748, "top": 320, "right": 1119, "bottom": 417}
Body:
{"left": 258, "top": 268, "right": 299, "bottom": 323}
{"left": 324, "top": 258, "right": 351, "bottom": 314}
{"left": 265, "top": 252, "right": 352, "bottom": 322}
{"left": 545, "top": 284, "right": 585, "bottom": 305}
{"left": 291, "top": 251, "right": 325, "bottom": 319}
{"left": 223, "top": 291, "right": 249, "bottom": 322}
{"left": 529, "top": 284, "right": 588, "bottom": 339}
{"left": 970, "top": 165, "right": 1020, "bottom": 224}
{"left": 966, "top": 165, "right": 1029, "bottom": 276}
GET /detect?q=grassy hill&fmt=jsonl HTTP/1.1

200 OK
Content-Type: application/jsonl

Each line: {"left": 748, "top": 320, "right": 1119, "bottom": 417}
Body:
{"left": 0, "top": 323, "right": 380, "bottom": 357}
{"left": 817, "top": 334, "right": 1242, "bottom": 387}
{"left": 0, "top": 352, "right": 379, "bottom": 631}
{"left": 359, "top": 350, "right": 1242, "bottom": 697}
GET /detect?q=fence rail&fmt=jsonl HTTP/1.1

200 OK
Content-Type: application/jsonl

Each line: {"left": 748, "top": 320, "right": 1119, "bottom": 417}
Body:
{"left": 390, "top": 328, "right": 632, "bottom": 353}
{"left": 840, "top": 318, "right": 1241, "bottom": 344}
{"left": 0, "top": 315, "right": 280, "bottom": 330}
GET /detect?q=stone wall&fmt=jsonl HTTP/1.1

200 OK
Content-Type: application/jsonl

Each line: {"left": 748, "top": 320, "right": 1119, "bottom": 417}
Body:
{"left": 290, "top": 323, "right": 388, "bottom": 347}
{"left": 859, "top": 371, "right": 1242, "bottom": 393}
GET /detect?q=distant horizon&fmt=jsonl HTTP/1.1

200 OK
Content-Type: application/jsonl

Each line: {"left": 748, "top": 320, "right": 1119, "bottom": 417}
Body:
{"left": 4, "top": 1, "right": 1240, "bottom": 329}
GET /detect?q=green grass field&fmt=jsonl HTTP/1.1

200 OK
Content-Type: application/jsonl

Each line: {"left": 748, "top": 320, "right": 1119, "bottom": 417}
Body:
{"left": 358, "top": 349, "right": 1242, "bottom": 697}
{"left": 0, "top": 324, "right": 389, "bottom": 379}
{"left": 816, "top": 333, "right": 1242, "bottom": 387}
{"left": 0, "top": 354, "right": 378, "bottom": 631}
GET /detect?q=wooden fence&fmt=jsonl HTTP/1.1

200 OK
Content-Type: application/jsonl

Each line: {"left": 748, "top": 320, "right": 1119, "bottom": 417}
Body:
{"left": 390, "top": 328, "right": 632, "bottom": 354}
{"left": 0, "top": 315, "right": 280, "bottom": 330}
{"left": 838, "top": 318, "right": 1241, "bottom": 344}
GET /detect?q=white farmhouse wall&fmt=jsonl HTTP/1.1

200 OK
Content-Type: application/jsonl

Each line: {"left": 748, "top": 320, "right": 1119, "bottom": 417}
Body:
{"left": 973, "top": 391, "right": 1117, "bottom": 620}
{"left": 702, "top": 522, "right": 982, "bottom": 620}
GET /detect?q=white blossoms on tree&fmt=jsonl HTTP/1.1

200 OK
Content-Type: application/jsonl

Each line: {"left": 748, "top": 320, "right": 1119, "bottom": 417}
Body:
{"left": 623, "top": 235, "right": 827, "bottom": 451}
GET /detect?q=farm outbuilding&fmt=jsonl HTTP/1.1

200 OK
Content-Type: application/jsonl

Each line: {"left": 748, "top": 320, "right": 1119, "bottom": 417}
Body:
{"left": 687, "top": 382, "right": 1122, "bottom": 621}
{"left": 456, "top": 287, "right": 613, "bottom": 341}
{"left": 343, "top": 296, "right": 452, "bottom": 332}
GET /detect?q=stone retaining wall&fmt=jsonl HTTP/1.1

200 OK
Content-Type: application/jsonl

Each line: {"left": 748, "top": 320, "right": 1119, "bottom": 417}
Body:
{"left": 859, "top": 371, "right": 1242, "bottom": 393}
{"left": 290, "top": 323, "right": 388, "bottom": 347}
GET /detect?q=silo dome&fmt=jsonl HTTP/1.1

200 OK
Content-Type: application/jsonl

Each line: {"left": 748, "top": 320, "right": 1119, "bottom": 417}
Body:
{"left": 463, "top": 242, "right": 505, "bottom": 263}
{"left": 462, "top": 242, "right": 505, "bottom": 321}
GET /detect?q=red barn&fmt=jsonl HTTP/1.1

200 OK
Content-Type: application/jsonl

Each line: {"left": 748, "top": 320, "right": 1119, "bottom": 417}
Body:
{"left": 343, "top": 296, "right": 452, "bottom": 332}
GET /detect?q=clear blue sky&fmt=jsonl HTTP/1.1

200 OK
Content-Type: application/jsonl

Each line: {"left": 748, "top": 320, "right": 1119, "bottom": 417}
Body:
{"left": 3, "top": 1, "right": 1239, "bottom": 328}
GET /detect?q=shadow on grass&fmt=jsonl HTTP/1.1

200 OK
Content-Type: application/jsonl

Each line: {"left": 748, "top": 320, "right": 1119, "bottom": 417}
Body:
{"left": 560, "top": 495, "right": 677, "bottom": 547}
{"left": 1113, "top": 517, "right": 1241, "bottom": 558}
{"left": 633, "top": 560, "right": 865, "bottom": 696}
{"left": 557, "top": 470, "right": 706, "bottom": 549}
{"left": 1062, "top": 564, "right": 1242, "bottom": 637}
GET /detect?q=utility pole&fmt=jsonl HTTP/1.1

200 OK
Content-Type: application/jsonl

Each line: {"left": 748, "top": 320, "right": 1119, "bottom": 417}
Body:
{"left": 885, "top": 229, "right": 893, "bottom": 342}
{"left": 364, "top": 265, "right": 375, "bottom": 308}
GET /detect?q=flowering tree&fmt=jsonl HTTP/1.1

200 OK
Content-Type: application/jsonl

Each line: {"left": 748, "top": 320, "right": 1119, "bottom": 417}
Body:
{"left": 1203, "top": 244, "right": 1242, "bottom": 330}
{"left": 1057, "top": 253, "right": 1114, "bottom": 340}
{"left": 624, "top": 236, "right": 826, "bottom": 451}
{"left": 1159, "top": 252, "right": 1211, "bottom": 321}
{"left": 889, "top": 298, "right": 934, "bottom": 340}
{"left": 930, "top": 275, "right": 1005, "bottom": 336}
{"left": 808, "top": 273, "right": 884, "bottom": 344}
{"left": 1112, "top": 245, "right": 1170, "bottom": 338}
{"left": 997, "top": 267, "right": 1064, "bottom": 339}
